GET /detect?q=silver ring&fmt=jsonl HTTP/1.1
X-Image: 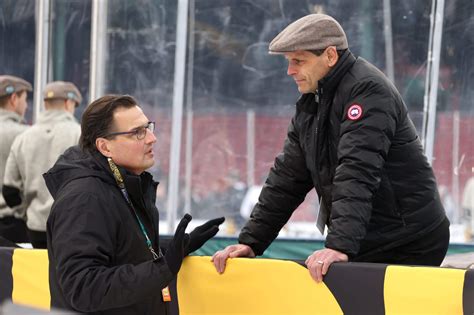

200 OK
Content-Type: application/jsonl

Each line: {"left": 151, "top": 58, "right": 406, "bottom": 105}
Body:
{"left": 317, "top": 260, "right": 324, "bottom": 264}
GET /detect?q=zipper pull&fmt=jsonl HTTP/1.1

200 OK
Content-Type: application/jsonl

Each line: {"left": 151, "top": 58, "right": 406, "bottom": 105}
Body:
{"left": 314, "top": 91, "right": 320, "bottom": 104}
{"left": 150, "top": 246, "right": 159, "bottom": 260}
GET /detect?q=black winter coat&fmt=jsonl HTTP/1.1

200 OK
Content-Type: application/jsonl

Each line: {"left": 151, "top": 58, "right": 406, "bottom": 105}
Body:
{"left": 239, "top": 50, "right": 447, "bottom": 259}
{"left": 44, "top": 146, "right": 173, "bottom": 314}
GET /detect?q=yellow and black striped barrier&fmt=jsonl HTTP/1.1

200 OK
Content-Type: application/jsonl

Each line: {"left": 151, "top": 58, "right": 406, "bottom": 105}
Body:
{"left": 179, "top": 257, "right": 474, "bottom": 314}
{"left": 0, "top": 248, "right": 473, "bottom": 314}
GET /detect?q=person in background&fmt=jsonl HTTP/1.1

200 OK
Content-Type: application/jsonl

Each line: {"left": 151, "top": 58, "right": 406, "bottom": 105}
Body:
{"left": 212, "top": 13, "right": 449, "bottom": 282}
{"left": 45, "top": 94, "right": 224, "bottom": 314}
{"left": 462, "top": 177, "right": 474, "bottom": 241}
{"left": 3, "top": 81, "right": 82, "bottom": 248}
{"left": 0, "top": 75, "right": 32, "bottom": 244}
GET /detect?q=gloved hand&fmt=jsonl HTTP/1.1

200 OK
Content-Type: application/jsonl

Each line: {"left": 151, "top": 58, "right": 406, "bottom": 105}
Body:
{"left": 186, "top": 217, "right": 225, "bottom": 255}
{"left": 165, "top": 214, "right": 191, "bottom": 275}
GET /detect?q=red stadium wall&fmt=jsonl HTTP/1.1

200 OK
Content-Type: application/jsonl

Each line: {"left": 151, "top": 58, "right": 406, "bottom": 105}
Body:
{"left": 150, "top": 111, "right": 473, "bottom": 221}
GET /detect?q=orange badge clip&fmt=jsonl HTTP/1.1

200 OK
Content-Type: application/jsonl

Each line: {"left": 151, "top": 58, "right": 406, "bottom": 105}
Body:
{"left": 162, "top": 286, "right": 171, "bottom": 302}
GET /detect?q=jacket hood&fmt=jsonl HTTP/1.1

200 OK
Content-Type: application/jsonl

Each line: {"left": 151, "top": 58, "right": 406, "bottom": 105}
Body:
{"left": 43, "top": 146, "right": 115, "bottom": 199}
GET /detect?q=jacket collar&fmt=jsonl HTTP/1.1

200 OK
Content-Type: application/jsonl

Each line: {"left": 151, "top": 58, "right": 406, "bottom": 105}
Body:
{"left": 123, "top": 171, "right": 156, "bottom": 212}
{"left": 318, "top": 49, "right": 356, "bottom": 96}
{"left": 296, "top": 50, "right": 357, "bottom": 114}
{"left": 296, "top": 93, "right": 318, "bottom": 114}
{"left": 37, "top": 110, "right": 77, "bottom": 124}
{"left": 0, "top": 108, "right": 25, "bottom": 123}
{"left": 92, "top": 150, "right": 157, "bottom": 211}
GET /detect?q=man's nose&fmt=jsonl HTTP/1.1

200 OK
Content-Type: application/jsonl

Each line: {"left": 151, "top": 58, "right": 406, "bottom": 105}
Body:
{"left": 145, "top": 129, "right": 157, "bottom": 143}
{"left": 287, "top": 64, "right": 297, "bottom": 76}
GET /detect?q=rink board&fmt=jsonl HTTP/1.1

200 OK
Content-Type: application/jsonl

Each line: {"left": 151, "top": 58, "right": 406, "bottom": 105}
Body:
{"left": 0, "top": 248, "right": 472, "bottom": 314}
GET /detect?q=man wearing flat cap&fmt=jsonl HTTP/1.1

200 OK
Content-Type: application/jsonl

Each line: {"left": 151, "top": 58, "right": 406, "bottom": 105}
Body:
{"left": 213, "top": 13, "right": 449, "bottom": 282}
{"left": 0, "top": 75, "right": 32, "bottom": 244}
{"left": 2, "top": 81, "right": 82, "bottom": 248}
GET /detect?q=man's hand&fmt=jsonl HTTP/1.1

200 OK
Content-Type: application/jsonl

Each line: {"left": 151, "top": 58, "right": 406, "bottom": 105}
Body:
{"left": 305, "top": 248, "right": 348, "bottom": 283}
{"left": 186, "top": 217, "right": 225, "bottom": 255}
{"left": 211, "top": 244, "right": 256, "bottom": 274}
{"left": 164, "top": 214, "right": 191, "bottom": 275}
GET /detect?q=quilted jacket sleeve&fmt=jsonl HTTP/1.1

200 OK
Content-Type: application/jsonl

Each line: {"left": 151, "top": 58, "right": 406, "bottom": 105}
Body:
{"left": 325, "top": 79, "right": 398, "bottom": 257}
{"left": 239, "top": 114, "right": 314, "bottom": 255}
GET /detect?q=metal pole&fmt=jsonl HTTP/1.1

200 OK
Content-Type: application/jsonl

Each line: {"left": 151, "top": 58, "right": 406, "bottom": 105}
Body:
{"left": 183, "top": 110, "right": 193, "bottom": 215}
{"left": 167, "top": 0, "right": 189, "bottom": 232}
{"left": 53, "top": 1, "right": 66, "bottom": 81}
{"left": 382, "top": 0, "right": 395, "bottom": 82}
{"left": 183, "top": 0, "right": 195, "bottom": 216}
{"left": 452, "top": 110, "right": 460, "bottom": 222}
{"left": 246, "top": 109, "right": 255, "bottom": 187}
{"left": 422, "top": 0, "right": 445, "bottom": 163}
{"left": 89, "top": 0, "right": 108, "bottom": 103}
{"left": 33, "top": 0, "right": 50, "bottom": 123}
{"left": 360, "top": 0, "right": 374, "bottom": 61}
{"left": 422, "top": 0, "right": 435, "bottom": 148}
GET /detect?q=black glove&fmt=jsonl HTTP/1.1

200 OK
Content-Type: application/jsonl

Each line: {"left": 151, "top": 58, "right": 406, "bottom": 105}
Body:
{"left": 164, "top": 214, "right": 192, "bottom": 275}
{"left": 186, "top": 217, "right": 225, "bottom": 255}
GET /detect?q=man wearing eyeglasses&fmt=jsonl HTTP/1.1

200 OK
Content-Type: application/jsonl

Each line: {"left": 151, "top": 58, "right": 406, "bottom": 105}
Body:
{"left": 3, "top": 81, "right": 82, "bottom": 248}
{"left": 44, "top": 94, "right": 224, "bottom": 314}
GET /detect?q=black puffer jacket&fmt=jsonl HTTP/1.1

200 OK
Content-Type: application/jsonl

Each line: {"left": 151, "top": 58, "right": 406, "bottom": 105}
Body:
{"left": 239, "top": 50, "right": 447, "bottom": 258}
{"left": 44, "top": 146, "right": 173, "bottom": 314}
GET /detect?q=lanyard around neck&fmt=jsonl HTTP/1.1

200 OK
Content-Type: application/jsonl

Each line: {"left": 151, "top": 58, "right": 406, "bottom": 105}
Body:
{"left": 107, "top": 158, "right": 160, "bottom": 260}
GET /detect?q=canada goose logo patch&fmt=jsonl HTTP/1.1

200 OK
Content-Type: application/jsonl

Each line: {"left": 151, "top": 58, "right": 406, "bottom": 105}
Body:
{"left": 347, "top": 104, "right": 363, "bottom": 120}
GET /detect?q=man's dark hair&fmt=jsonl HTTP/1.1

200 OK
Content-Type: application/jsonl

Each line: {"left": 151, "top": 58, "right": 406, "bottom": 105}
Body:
{"left": 79, "top": 94, "right": 138, "bottom": 152}
{"left": 310, "top": 48, "right": 347, "bottom": 57}
{"left": 0, "top": 91, "right": 26, "bottom": 108}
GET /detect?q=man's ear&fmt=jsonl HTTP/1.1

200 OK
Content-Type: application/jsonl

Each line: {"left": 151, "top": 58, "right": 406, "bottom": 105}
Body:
{"left": 96, "top": 138, "right": 112, "bottom": 158}
{"left": 65, "top": 99, "right": 76, "bottom": 113}
{"left": 8, "top": 93, "right": 18, "bottom": 109}
{"left": 326, "top": 46, "right": 339, "bottom": 67}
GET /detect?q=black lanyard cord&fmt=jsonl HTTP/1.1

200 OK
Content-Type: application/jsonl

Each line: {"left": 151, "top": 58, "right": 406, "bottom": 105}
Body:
{"left": 107, "top": 158, "right": 160, "bottom": 260}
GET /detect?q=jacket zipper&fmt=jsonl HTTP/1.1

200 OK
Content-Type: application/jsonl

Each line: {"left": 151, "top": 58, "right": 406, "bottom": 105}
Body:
{"left": 314, "top": 86, "right": 328, "bottom": 224}
{"left": 399, "top": 213, "right": 407, "bottom": 226}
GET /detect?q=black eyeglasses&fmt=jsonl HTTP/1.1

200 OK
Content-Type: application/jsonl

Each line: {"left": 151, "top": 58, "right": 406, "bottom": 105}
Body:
{"left": 104, "top": 121, "right": 155, "bottom": 140}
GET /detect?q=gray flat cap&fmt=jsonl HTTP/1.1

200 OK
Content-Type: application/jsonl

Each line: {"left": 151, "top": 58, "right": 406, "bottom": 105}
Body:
{"left": 43, "top": 81, "right": 83, "bottom": 105}
{"left": 0, "top": 75, "right": 33, "bottom": 97}
{"left": 269, "top": 14, "right": 348, "bottom": 54}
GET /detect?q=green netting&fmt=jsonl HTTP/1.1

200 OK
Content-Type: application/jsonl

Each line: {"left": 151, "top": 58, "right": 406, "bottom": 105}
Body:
{"left": 191, "top": 237, "right": 474, "bottom": 260}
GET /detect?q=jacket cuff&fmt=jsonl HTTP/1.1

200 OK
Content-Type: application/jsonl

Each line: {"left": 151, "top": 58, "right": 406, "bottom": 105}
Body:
{"left": 2, "top": 185, "right": 22, "bottom": 208}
